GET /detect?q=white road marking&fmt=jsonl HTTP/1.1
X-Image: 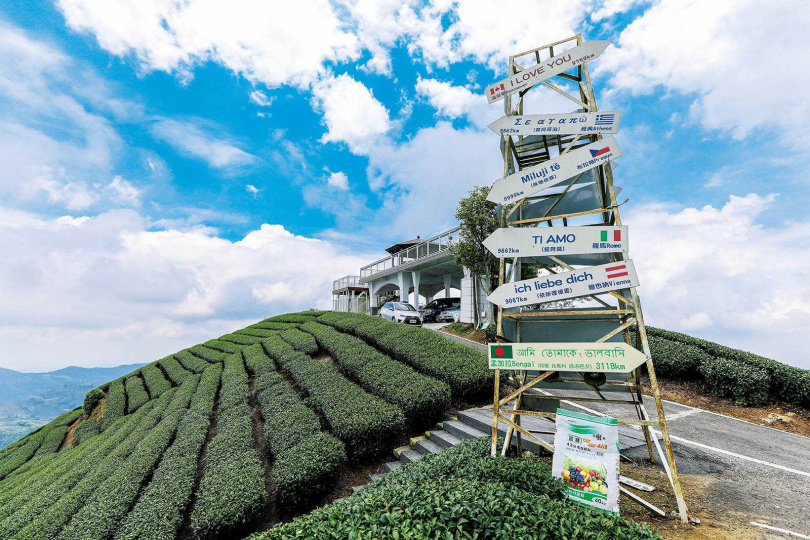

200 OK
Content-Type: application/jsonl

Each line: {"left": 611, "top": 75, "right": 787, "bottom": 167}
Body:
{"left": 750, "top": 522, "right": 810, "bottom": 539}
{"left": 663, "top": 408, "right": 702, "bottom": 421}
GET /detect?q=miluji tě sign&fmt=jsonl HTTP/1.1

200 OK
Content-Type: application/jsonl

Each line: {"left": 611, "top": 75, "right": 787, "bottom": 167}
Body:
{"left": 485, "top": 41, "right": 611, "bottom": 104}
{"left": 486, "top": 136, "right": 622, "bottom": 205}
{"left": 483, "top": 226, "right": 628, "bottom": 258}
{"left": 487, "top": 260, "right": 639, "bottom": 309}
{"left": 488, "top": 111, "right": 621, "bottom": 137}
{"left": 488, "top": 342, "right": 647, "bottom": 373}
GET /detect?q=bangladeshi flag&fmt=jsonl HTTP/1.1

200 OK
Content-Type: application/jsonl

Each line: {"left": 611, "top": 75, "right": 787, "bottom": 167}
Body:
{"left": 490, "top": 344, "right": 513, "bottom": 359}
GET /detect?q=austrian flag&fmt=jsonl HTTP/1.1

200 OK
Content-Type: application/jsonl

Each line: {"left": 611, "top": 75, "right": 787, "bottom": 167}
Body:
{"left": 605, "top": 264, "right": 629, "bottom": 279}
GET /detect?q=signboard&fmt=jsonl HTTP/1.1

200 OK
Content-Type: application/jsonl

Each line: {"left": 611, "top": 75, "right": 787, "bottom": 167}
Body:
{"left": 488, "top": 111, "right": 621, "bottom": 137}
{"left": 483, "top": 225, "right": 628, "bottom": 258}
{"left": 485, "top": 41, "right": 610, "bottom": 104}
{"left": 487, "top": 342, "right": 646, "bottom": 372}
{"left": 486, "top": 136, "right": 622, "bottom": 205}
{"left": 487, "top": 259, "right": 639, "bottom": 309}
{"left": 552, "top": 409, "right": 620, "bottom": 513}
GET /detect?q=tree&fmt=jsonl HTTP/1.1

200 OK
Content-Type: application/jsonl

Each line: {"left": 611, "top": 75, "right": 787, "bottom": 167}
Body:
{"left": 452, "top": 186, "right": 499, "bottom": 294}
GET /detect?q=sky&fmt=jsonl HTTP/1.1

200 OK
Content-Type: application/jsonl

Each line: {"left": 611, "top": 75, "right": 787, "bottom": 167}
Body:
{"left": 0, "top": 0, "right": 808, "bottom": 372}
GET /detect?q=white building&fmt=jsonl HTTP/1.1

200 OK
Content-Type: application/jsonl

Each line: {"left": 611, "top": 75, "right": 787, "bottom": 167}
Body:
{"left": 332, "top": 227, "right": 491, "bottom": 326}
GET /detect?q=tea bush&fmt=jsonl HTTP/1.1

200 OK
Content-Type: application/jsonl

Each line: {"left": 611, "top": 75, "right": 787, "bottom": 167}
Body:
{"left": 125, "top": 376, "right": 149, "bottom": 413}
{"left": 280, "top": 327, "right": 318, "bottom": 355}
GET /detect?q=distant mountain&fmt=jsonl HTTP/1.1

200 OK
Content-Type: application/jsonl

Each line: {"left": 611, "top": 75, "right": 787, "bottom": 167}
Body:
{"left": 0, "top": 363, "right": 144, "bottom": 448}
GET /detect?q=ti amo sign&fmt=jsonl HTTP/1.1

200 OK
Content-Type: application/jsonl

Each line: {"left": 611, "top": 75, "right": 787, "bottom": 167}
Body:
{"left": 488, "top": 111, "right": 621, "bottom": 137}
{"left": 485, "top": 41, "right": 610, "bottom": 104}
{"left": 486, "top": 136, "right": 622, "bottom": 205}
{"left": 487, "top": 260, "right": 639, "bottom": 309}
{"left": 488, "top": 342, "right": 647, "bottom": 373}
{"left": 483, "top": 225, "right": 628, "bottom": 258}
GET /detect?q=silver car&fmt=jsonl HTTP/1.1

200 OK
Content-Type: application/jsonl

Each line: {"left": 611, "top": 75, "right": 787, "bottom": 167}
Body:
{"left": 379, "top": 302, "right": 423, "bottom": 326}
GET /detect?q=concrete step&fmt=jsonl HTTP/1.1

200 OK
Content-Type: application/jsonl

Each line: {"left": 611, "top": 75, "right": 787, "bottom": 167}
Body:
{"left": 368, "top": 473, "right": 384, "bottom": 482}
{"left": 414, "top": 439, "right": 443, "bottom": 455}
{"left": 457, "top": 409, "right": 499, "bottom": 434}
{"left": 384, "top": 461, "right": 403, "bottom": 473}
{"left": 429, "top": 430, "right": 462, "bottom": 449}
{"left": 400, "top": 450, "right": 423, "bottom": 463}
{"left": 443, "top": 419, "right": 488, "bottom": 441}
{"left": 351, "top": 485, "right": 364, "bottom": 493}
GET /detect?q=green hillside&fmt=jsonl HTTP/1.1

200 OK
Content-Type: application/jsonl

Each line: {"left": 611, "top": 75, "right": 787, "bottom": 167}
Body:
{"left": 0, "top": 311, "right": 493, "bottom": 540}
{"left": 1, "top": 310, "right": 804, "bottom": 539}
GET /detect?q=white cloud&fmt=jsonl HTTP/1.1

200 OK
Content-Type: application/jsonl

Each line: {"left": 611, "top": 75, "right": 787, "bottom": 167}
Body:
{"left": 311, "top": 74, "right": 391, "bottom": 154}
{"left": 0, "top": 207, "right": 372, "bottom": 371}
{"left": 327, "top": 171, "right": 349, "bottom": 190}
{"left": 105, "top": 176, "right": 141, "bottom": 206}
{"left": 249, "top": 90, "right": 274, "bottom": 107}
{"left": 149, "top": 118, "right": 257, "bottom": 168}
{"left": 627, "top": 193, "right": 810, "bottom": 368}
{"left": 58, "top": 0, "right": 359, "bottom": 88}
{"left": 599, "top": 0, "right": 810, "bottom": 147}
{"left": 245, "top": 184, "right": 259, "bottom": 196}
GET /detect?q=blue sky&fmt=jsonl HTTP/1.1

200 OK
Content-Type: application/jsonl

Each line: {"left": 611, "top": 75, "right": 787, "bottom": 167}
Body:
{"left": 0, "top": 0, "right": 808, "bottom": 371}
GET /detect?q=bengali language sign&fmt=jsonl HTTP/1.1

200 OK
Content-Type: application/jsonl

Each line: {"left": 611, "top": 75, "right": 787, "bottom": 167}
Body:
{"left": 487, "top": 342, "right": 647, "bottom": 372}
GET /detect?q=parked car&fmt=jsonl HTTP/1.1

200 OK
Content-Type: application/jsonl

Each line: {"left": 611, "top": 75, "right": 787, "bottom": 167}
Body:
{"left": 379, "top": 302, "right": 423, "bottom": 326}
{"left": 436, "top": 306, "right": 461, "bottom": 323}
{"left": 419, "top": 297, "right": 461, "bottom": 322}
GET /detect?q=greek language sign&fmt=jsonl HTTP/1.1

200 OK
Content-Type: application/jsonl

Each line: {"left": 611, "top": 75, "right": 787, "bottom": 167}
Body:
{"left": 485, "top": 41, "right": 610, "bottom": 104}
{"left": 487, "top": 342, "right": 647, "bottom": 373}
{"left": 486, "top": 136, "right": 622, "bottom": 205}
{"left": 487, "top": 111, "right": 621, "bottom": 137}
{"left": 487, "top": 259, "right": 639, "bottom": 309}
{"left": 483, "top": 225, "right": 628, "bottom": 258}
{"left": 552, "top": 409, "right": 620, "bottom": 513}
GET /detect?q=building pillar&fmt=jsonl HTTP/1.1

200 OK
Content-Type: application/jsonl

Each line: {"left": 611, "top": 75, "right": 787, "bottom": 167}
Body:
{"left": 398, "top": 272, "right": 408, "bottom": 302}
{"left": 411, "top": 271, "right": 421, "bottom": 309}
{"left": 443, "top": 274, "right": 452, "bottom": 298}
{"left": 350, "top": 290, "right": 355, "bottom": 312}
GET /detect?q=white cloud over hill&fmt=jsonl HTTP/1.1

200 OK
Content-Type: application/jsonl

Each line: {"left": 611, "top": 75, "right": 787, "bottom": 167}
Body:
{"left": 0, "top": 208, "right": 371, "bottom": 371}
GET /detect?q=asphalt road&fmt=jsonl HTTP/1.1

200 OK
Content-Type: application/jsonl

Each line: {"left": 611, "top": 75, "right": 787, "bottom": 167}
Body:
{"left": 433, "top": 327, "right": 810, "bottom": 538}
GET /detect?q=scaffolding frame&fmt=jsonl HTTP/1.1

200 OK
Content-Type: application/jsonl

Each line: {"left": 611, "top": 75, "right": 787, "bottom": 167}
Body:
{"left": 489, "top": 34, "right": 689, "bottom": 523}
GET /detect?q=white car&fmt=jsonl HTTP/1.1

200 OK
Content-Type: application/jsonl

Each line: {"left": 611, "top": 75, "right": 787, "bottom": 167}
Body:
{"left": 379, "top": 301, "right": 423, "bottom": 326}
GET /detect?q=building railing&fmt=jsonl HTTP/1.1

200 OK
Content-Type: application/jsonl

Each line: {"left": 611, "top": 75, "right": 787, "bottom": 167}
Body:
{"left": 360, "top": 226, "right": 461, "bottom": 279}
{"left": 333, "top": 275, "right": 365, "bottom": 290}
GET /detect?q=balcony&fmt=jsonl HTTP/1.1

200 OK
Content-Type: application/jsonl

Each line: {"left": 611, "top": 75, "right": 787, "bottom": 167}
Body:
{"left": 360, "top": 227, "right": 461, "bottom": 282}
{"left": 332, "top": 275, "right": 366, "bottom": 292}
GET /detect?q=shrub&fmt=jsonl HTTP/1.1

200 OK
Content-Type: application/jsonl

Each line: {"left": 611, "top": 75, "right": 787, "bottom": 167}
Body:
{"left": 648, "top": 326, "right": 810, "bottom": 407}
{"left": 142, "top": 364, "right": 172, "bottom": 398}
{"left": 83, "top": 387, "right": 105, "bottom": 416}
{"left": 318, "top": 312, "right": 493, "bottom": 400}
{"left": 220, "top": 332, "right": 265, "bottom": 345}
{"left": 302, "top": 321, "right": 450, "bottom": 427}
{"left": 236, "top": 328, "right": 278, "bottom": 338}
{"left": 262, "top": 335, "right": 405, "bottom": 459}
{"left": 254, "top": 439, "right": 660, "bottom": 540}
{"left": 0, "top": 430, "right": 46, "bottom": 480}
{"left": 73, "top": 418, "right": 101, "bottom": 444}
{"left": 175, "top": 350, "right": 210, "bottom": 373}
{"left": 191, "top": 355, "right": 266, "bottom": 539}
{"left": 243, "top": 344, "right": 284, "bottom": 393}
{"left": 203, "top": 339, "right": 243, "bottom": 354}
{"left": 280, "top": 327, "right": 318, "bottom": 355}
{"left": 647, "top": 335, "right": 710, "bottom": 380}
{"left": 266, "top": 314, "right": 317, "bottom": 324}
{"left": 125, "top": 376, "right": 150, "bottom": 413}
{"left": 158, "top": 356, "right": 192, "bottom": 385}
{"left": 250, "top": 321, "right": 299, "bottom": 331}
{"left": 272, "top": 433, "right": 345, "bottom": 509}
{"left": 190, "top": 344, "right": 228, "bottom": 363}
{"left": 101, "top": 379, "right": 127, "bottom": 430}
{"left": 700, "top": 356, "right": 770, "bottom": 406}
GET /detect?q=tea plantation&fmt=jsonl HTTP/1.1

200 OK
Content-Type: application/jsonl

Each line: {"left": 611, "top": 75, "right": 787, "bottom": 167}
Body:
{"left": 0, "top": 310, "right": 801, "bottom": 539}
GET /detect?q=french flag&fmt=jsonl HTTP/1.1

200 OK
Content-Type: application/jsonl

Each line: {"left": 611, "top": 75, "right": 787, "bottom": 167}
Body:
{"left": 489, "top": 83, "right": 505, "bottom": 95}
{"left": 590, "top": 147, "right": 611, "bottom": 158}
{"left": 606, "top": 264, "right": 628, "bottom": 279}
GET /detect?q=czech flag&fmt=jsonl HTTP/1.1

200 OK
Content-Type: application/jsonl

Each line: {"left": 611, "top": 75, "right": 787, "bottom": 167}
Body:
{"left": 590, "top": 147, "right": 611, "bottom": 158}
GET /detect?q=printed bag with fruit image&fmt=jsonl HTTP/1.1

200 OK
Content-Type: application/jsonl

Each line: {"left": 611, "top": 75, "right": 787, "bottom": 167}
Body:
{"left": 552, "top": 408, "right": 620, "bottom": 513}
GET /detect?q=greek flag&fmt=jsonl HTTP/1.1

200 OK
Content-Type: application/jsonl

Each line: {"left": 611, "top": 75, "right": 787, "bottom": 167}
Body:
{"left": 595, "top": 113, "right": 615, "bottom": 125}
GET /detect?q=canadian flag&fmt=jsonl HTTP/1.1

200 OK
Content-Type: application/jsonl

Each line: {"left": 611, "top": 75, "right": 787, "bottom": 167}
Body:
{"left": 605, "top": 264, "right": 628, "bottom": 279}
{"left": 489, "top": 83, "right": 505, "bottom": 95}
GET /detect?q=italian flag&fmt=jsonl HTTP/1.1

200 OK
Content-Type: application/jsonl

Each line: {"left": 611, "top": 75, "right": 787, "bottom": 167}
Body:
{"left": 601, "top": 229, "right": 621, "bottom": 242}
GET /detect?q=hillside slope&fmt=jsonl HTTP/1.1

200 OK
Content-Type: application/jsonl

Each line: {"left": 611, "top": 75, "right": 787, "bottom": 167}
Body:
{"left": 0, "top": 311, "right": 492, "bottom": 539}
{"left": 0, "top": 364, "right": 144, "bottom": 449}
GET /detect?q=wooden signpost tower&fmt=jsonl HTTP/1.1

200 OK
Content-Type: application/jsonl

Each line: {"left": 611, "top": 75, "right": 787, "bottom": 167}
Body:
{"left": 483, "top": 34, "right": 689, "bottom": 523}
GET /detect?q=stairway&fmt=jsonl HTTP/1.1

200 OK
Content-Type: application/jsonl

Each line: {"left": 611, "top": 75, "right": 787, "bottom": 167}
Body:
{"left": 351, "top": 408, "right": 508, "bottom": 493}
